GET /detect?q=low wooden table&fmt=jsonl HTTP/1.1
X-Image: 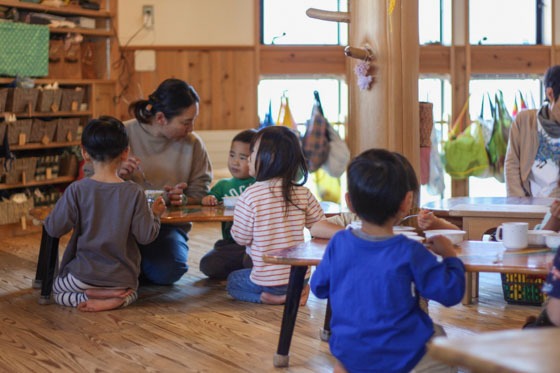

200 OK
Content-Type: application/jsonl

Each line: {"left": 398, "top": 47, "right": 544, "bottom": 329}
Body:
{"left": 422, "top": 197, "right": 553, "bottom": 240}
{"left": 262, "top": 239, "right": 555, "bottom": 367}
{"left": 428, "top": 328, "right": 560, "bottom": 373}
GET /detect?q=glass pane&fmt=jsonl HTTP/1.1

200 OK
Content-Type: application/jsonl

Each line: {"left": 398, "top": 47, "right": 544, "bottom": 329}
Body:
{"left": 262, "top": 0, "right": 348, "bottom": 45}
{"left": 468, "top": 77, "right": 542, "bottom": 197}
{"left": 258, "top": 78, "right": 348, "bottom": 126}
{"left": 419, "top": 77, "right": 452, "bottom": 205}
{"left": 419, "top": 0, "right": 452, "bottom": 45}
{"left": 469, "top": 0, "right": 536, "bottom": 45}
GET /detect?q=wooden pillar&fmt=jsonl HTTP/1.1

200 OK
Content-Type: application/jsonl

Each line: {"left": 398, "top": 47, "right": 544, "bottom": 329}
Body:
{"left": 347, "top": 0, "right": 420, "bottom": 172}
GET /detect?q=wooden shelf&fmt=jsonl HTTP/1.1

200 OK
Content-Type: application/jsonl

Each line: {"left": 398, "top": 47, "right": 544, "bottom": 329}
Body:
{"left": 11, "top": 141, "right": 80, "bottom": 151}
{"left": 3, "top": 111, "right": 91, "bottom": 118}
{"left": 49, "top": 26, "right": 113, "bottom": 37}
{"left": 0, "top": 78, "right": 115, "bottom": 85}
{"left": 0, "top": 176, "right": 75, "bottom": 191}
{"left": 0, "top": 1, "right": 112, "bottom": 18}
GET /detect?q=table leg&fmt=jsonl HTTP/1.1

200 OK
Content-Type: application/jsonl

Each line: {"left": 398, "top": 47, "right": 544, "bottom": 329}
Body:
{"left": 462, "top": 272, "right": 473, "bottom": 305}
{"left": 320, "top": 299, "right": 332, "bottom": 342}
{"left": 39, "top": 229, "right": 59, "bottom": 305}
{"left": 32, "top": 226, "right": 49, "bottom": 289}
{"left": 273, "top": 265, "right": 307, "bottom": 368}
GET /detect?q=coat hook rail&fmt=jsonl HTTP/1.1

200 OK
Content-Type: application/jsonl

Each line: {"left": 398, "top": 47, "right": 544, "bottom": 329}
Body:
{"left": 306, "top": 8, "right": 350, "bottom": 23}
{"left": 344, "top": 46, "right": 373, "bottom": 61}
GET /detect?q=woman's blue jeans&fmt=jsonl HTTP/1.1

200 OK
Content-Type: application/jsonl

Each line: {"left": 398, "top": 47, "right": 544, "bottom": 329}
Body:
{"left": 138, "top": 225, "right": 189, "bottom": 285}
{"left": 226, "top": 268, "right": 290, "bottom": 303}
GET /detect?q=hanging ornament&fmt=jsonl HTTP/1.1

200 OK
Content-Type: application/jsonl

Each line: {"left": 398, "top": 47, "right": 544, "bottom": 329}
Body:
{"left": 345, "top": 46, "right": 374, "bottom": 91}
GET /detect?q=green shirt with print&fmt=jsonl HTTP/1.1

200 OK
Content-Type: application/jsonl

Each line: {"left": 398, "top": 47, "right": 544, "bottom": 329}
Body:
{"left": 209, "top": 177, "right": 255, "bottom": 240}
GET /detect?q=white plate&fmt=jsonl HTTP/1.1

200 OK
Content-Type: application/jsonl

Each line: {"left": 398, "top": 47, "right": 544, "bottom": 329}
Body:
{"left": 393, "top": 226, "right": 415, "bottom": 232}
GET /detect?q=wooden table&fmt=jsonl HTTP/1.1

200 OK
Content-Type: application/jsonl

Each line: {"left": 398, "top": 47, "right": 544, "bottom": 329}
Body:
{"left": 422, "top": 197, "right": 554, "bottom": 240}
{"left": 262, "top": 239, "right": 555, "bottom": 367}
{"left": 428, "top": 328, "right": 560, "bottom": 373}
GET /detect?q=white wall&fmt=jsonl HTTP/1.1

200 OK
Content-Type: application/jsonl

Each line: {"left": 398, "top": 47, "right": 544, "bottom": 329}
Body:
{"left": 118, "top": 0, "right": 255, "bottom": 46}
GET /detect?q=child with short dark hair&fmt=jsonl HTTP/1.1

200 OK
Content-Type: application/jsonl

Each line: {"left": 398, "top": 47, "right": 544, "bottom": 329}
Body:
{"left": 227, "top": 126, "right": 324, "bottom": 304}
{"left": 44, "top": 116, "right": 166, "bottom": 312}
{"left": 310, "top": 149, "right": 465, "bottom": 373}
{"left": 199, "top": 129, "right": 257, "bottom": 279}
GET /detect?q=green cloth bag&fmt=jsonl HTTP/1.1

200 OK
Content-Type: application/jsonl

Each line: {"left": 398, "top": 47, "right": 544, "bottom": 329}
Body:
{"left": 0, "top": 23, "right": 49, "bottom": 77}
{"left": 444, "top": 121, "right": 490, "bottom": 180}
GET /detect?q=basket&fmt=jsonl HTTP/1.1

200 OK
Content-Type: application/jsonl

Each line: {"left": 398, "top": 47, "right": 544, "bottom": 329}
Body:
{"left": 3, "top": 157, "right": 38, "bottom": 184}
{"left": 419, "top": 101, "right": 434, "bottom": 147}
{"left": 0, "top": 88, "right": 8, "bottom": 112}
{"left": 60, "top": 88, "right": 84, "bottom": 111}
{"left": 36, "top": 89, "right": 62, "bottom": 112}
{"left": 7, "top": 119, "right": 33, "bottom": 145}
{"left": 500, "top": 272, "right": 547, "bottom": 306}
{"left": 0, "top": 197, "right": 34, "bottom": 225}
{"left": 6, "top": 87, "right": 39, "bottom": 113}
{"left": 55, "top": 117, "right": 80, "bottom": 142}
{"left": 30, "top": 118, "right": 58, "bottom": 143}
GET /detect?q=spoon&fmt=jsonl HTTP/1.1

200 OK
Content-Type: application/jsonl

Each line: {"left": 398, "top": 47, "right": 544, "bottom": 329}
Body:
{"left": 398, "top": 211, "right": 433, "bottom": 225}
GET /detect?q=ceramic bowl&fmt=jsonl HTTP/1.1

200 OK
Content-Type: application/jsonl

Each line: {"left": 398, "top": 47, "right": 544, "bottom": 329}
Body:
{"left": 223, "top": 196, "right": 239, "bottom": 209}
{"left": 424, "top": 229, "right": 467, "bottom": 245}
{"left": 393, "top": 225, "right": 416, "bottom": 232}
{"left": 528, "top": 230, "right": 555, "bottom": 247}
{"left": 545, "top": 233, "right": 560, "bottom": 251}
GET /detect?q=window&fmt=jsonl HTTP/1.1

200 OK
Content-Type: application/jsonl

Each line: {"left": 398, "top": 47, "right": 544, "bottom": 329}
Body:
{"left": 261, "top": 0, "right": 348, "bottom": 45}
{"left": 468, "top": 77, "right": 542, "bottom": 196}
{"left": 469, "top": 0, "right": 538, "bottom": 45}
{"left": 258, "top": 78, "right": 347, "bottom": 128}
{"left": 419, "top": 0, "right": 452, "bottom": 45}
{"left": 419, "top": 77, "right": 452, "bottom": 204}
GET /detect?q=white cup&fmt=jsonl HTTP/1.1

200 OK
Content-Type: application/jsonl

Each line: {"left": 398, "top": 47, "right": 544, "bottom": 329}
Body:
{"left": 496, "top": 222, "right": 528, "bottom": 250}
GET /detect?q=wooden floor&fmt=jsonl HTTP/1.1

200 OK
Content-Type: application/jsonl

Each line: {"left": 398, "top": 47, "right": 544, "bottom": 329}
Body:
{"left": 0, "top": 222, "right": 543, "bottom": 372}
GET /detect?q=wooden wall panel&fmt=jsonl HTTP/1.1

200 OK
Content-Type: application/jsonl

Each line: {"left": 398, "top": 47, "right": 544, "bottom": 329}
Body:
{"left": 117, "top": 48, "right": 257, "bottom": 130}
{"left": 470, "top": 45, "right": 551, "bottom": 74}
{"left": 420, "top": 45, "right": 451, "bottom": 74}
{"left": 260, "top": 46, "right": 346, "bottom": 75}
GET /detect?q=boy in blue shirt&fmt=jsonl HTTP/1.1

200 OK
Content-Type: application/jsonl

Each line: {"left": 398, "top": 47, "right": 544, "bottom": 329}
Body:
{"left": 310, "top": 149, "right": 465, "bottom": 373}
{"left": 199, "top": 129, "right": 257, "bottom": 279}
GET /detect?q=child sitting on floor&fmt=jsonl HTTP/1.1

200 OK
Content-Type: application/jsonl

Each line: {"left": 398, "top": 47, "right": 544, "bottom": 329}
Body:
{"left": 227, "top": 126, "right": 324, "bottom": 304}
{"left": 310, "top": 149, "right": 465, "bottom": 373}
{"left": 199, "top": 129, "right": 257, "bottom": 279}
{"left": 44, "top": 116, "right": 166, "bottom": 312}
{"left": 310, "top": 152, "right": 458, "bottom": 239}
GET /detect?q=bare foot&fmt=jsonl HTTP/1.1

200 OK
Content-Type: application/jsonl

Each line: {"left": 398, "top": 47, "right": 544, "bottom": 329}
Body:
{"left": 77, "top": 298, "right": 126, "bottom": 312}
{"left": 85, "top": 288, "right": 134, "bottom": 299}
{"left": 260, "top": 284, "right": 310, "bottom": 306}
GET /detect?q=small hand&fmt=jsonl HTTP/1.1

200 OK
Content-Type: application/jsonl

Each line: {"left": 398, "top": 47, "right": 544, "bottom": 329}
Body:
{"left": 202, "top": 195, "right": 218, "bottom": 206}
{"left": 417, "top": 209, "right": 436, "bottom": 230}
{"left": 151, "top": 196, "right": 167, "bottom": 217}
{"left": 164, "top": 182, "right": 188, "bottom": 206}
{"left": 550, "top": 200, "right": 560, "bottom": 222}
{"left": 425, "top": 235, "right": 457, "bottom": 258}
{"left": 119, "top": 156, "right": 141, "bottom": 179}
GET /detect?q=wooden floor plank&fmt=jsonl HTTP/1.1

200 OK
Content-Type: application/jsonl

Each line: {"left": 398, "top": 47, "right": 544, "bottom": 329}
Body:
{"left": 0, "top": 222, "right": 544, "bottom": 372}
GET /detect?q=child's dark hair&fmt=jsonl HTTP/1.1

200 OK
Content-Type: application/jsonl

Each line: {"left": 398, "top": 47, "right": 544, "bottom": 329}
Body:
{"left": 129, "top": 78, "right": 200, "bottom": 123}
{"left": 232, "top": 128, "right": 257, "bottom": 144}
{"left": 82, "top": 116, "right": 128, "bottom": 162}
{"left": 347, "top": 149, "right": 409, "bottom": 225}
{"left": 252, "top": 126, "right": 308, "bottom": 212}
{"left": 544, "top": 65, "right": 560, "bottom": 102}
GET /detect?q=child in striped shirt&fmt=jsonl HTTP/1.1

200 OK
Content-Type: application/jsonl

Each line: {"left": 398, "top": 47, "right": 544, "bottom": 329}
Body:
{"left": 227, "top": 126, "right": 324, "bottom": 304}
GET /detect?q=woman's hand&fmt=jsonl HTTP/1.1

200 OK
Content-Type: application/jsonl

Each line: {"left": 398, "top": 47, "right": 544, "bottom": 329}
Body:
{"left": 543, "top": 200, "right": 560, "bottom": 231}
{"left": 201, "top": 195, "right": 218, "bottom": 206}
{"left": 151, "top": 196, "right": 167, "bottom": 217}
{"left": 164, "top": 182, "right": 188, "bottom": 206}
{"left": 119, "top": 156, "right": 141, "bottom": 179}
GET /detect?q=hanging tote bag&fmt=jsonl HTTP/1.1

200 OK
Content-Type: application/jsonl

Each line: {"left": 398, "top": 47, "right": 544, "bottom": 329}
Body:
{"left": 302, "top": 104, "right": 330, "bottom": 172}
{"left": 486, "top": 92, "right": 512, "bottom": 183}
{"left": 276, "top": 93, "right": 298, "bottom": 131}
{"left": 443, "top": 99, "right": 490, "bottom": 179}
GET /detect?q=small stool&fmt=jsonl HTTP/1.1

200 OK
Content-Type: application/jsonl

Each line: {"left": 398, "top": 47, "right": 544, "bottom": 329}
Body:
{"left": 32, "top": 225, "right": 59, "bottom": 305}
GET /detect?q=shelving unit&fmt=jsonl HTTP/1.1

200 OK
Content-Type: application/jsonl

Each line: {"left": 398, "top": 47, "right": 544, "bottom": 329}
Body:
{"left": 0, "top": 0, "right": 118, "bottom": 227}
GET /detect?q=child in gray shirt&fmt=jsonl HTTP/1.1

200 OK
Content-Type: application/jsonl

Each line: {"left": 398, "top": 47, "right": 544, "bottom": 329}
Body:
{"left": 44, "top": 116, "right": 166, "bottom": 312}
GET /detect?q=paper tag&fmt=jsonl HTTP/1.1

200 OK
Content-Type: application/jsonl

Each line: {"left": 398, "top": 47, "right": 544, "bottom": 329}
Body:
{"left": 18, "top": 132, "right": 26, "bottom": 145}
